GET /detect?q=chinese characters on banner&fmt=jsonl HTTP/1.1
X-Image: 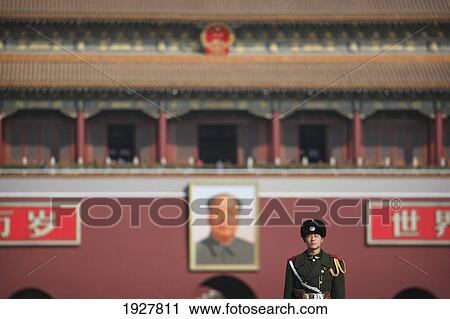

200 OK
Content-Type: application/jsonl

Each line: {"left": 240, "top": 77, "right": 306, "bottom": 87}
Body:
{"left": 367, "top": 200, "right": 450, "bottom": 245}
{"left": 0, "top": 201, "right": 80, "bottom": 246}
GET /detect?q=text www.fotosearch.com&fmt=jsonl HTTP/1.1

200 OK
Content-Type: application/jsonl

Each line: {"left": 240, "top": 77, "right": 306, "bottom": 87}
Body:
{"left": 188, "top": 303, "right": 328, "bottom": 315}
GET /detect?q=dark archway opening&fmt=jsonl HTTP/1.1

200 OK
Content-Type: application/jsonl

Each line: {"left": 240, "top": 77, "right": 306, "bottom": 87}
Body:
{"left": 10, "top": 288, "right": 52, "bottom": 299}
{"left": 200, "top": 275, "right": 256, "bottom": 299}
{"left": 394, "top": 287, "right": 436, "bottom": 299}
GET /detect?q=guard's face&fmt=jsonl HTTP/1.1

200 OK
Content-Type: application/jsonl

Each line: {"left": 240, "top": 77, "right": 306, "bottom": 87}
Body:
{"left": 305, "top": 233, "right": 323, "bottom": 250}
{"left": 209, "top": 195, "right": 239, "bottom": 244}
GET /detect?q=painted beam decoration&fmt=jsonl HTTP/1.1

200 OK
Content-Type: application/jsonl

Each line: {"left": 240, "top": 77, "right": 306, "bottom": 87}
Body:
{"left": 0, "top": 199, "right": 81, "bottom": 246}
{"left": 366, "top": 200, "right": 450, "bottom": 245}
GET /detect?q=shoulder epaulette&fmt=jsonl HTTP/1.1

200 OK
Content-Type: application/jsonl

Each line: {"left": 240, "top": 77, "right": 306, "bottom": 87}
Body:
{"left": 329, "top": 254, "right": 347, "bottom": 277}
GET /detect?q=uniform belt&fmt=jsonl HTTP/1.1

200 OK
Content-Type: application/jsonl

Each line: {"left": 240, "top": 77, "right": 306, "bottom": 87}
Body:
{"left": 294, "top": 289, "right": 331, "bottom": 299}
{"left": 304, "top": 293, "right": 325, "bottom": 299}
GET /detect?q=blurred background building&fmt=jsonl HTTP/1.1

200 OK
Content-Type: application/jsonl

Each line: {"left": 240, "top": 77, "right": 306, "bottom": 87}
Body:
{"left": 0, "top": 0, "right": 450, "bottom": 299}
{"left": 0, "top": 0, "right": 449, "bottom": 168}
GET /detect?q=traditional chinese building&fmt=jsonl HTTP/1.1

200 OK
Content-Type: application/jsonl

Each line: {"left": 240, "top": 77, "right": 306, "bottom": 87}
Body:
{"left": 0, "top": 0, "right": 449, "bottom": 167}
{"left": 1, "top": 1, "right": 450, "bottom": 301}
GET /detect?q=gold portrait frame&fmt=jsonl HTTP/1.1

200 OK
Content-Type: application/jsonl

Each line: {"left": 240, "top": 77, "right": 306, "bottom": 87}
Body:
{"left": 188, "top": 181, "right": 260, "bottom": 272}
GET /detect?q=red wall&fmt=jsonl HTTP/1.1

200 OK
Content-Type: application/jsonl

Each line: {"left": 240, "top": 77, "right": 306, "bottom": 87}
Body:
{"left": 1, "top": 197, "right": 449, "bottom": 299}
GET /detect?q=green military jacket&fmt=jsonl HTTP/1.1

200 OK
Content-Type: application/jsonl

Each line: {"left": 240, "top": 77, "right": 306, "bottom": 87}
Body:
{"left": 283, "top": 249, "right": 346, "bottom": 299}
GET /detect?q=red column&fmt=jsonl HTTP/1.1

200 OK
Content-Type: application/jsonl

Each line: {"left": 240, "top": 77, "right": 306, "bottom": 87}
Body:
{"left": 158, "top": 111, "right": 167, "bottom": 164}
{"left": 435, "top": 110, "right": 444, "bottom": 166}
{"left": 76, "top": 111, "right": 85, "bottom": 164}
{"left": 353, "top": 110, "right": 362, "bottom": 165}
{"left": 0, "top": 115, "right": 4, "bottom": 164}
{"left": 271, "top": 112, "right": 281, "bottom": 165}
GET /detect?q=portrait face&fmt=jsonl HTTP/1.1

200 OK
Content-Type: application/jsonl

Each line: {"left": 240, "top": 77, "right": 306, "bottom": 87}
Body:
{"left": 208, "top": 194, "right": 240, "bottom": 246}
{"left": 189, "top": 182, "right": 259, "bottom": 271}
{"left": 305, "top": 233, "right": 323, "bottom": 250}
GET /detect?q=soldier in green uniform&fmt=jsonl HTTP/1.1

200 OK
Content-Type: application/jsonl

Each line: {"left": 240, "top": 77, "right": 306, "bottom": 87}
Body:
{"left": 283, "top": 219, "right": 346, "bottom": 299}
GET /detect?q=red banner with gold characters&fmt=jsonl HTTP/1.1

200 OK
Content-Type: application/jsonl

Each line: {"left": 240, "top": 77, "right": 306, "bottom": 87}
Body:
{"left": 0, "top": 199, "right": 80, "bottom": 246}
{"left": 201, "top": 24, "right": 235, "bottom": 55}
{"left": 367, "top": 200, "right": 450, "bottom": 245}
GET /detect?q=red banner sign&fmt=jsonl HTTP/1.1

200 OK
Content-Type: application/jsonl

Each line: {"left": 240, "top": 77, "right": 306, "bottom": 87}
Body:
{"left": 0, "top": 201, "right": 80, "bottom": 246}
{"left": 367, "top": 200, "right": 450, "bottom": 245}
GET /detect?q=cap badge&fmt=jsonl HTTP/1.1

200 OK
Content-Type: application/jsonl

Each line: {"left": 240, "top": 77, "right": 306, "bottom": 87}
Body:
{"left": 309, "top": 226, "right": 315, "bottom": 231}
